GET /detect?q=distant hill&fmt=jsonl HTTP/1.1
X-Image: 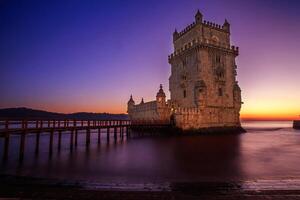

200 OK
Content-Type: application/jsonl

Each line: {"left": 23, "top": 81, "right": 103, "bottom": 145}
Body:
{"left": 0, "top": 107, "right": 129, "bottom": 120}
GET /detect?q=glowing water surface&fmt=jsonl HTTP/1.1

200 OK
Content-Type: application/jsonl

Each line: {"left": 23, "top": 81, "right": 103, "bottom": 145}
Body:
{"left": 0, "top": 121, "right": 299, "bottom": 190}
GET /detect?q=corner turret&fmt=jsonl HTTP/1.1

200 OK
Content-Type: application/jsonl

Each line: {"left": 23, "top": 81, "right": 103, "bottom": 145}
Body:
{"left": 222, "top": 19, "right": 230, "bottom": 32}
{"left": 173, "top": 29, "right": 179, "bottom": 42}
{"left": 195, "top": 10, "right": 203, "bottom": 23}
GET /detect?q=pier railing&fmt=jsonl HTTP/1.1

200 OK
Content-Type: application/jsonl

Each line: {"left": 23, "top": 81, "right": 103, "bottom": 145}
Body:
{"left": 0, "top": 119, "right": 131, "bottom": 130}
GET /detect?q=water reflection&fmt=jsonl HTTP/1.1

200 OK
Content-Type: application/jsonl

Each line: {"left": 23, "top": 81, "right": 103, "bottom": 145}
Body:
{"left": 0, "top": 122, "right": 300, "bottom": 185}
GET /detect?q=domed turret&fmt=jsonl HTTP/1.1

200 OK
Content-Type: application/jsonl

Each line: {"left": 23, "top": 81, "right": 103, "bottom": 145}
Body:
{"left": 127, "top": 95, "right": 135, "bottom": 113}
{"left": 156, "top": 84, "right": 166, "bottom": 98}
{"left": 156, "top": 84, "right": 166, "bottom": 105}
{"left": 127, "top": 95, "right": 135, "bottom": 105}
{"left": 140, "top": 98, "right": 144, "bottom": 104}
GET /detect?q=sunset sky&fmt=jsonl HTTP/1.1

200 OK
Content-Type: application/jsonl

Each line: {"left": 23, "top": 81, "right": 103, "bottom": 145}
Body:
{"left": 1, "top": 0, "right": 299, "bottom": 120}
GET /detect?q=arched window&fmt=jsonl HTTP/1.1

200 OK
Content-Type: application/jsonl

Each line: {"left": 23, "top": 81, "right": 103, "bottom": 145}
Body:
{"left": 183, "top": 90, "right": 187, "bottom": 98}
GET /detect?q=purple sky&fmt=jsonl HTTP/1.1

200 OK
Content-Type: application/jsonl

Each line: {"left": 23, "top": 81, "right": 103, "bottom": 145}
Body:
{"left": 1, "top": 0, "right": 300, "bottom": 118}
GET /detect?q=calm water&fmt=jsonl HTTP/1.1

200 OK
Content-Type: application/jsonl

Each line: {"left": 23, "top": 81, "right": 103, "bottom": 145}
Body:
{"left": 0, "top": 121, "right": 300, "bottom": 189}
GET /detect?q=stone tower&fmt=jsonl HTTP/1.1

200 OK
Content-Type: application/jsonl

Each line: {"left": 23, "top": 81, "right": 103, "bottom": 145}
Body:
{"left": 127, "top": 10, "right": 243, "bottom": 132}
{"left": 168, "top": 10, "right": 242, "bottom": 130}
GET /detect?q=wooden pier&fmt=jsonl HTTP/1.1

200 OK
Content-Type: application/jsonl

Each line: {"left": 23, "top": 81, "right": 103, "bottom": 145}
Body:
{"left": 0, "top": 119, "right": 170, "bottom": 161}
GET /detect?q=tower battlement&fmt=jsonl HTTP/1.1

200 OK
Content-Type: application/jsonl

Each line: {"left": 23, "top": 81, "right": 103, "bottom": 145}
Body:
{"left": 168, "top": 39, "right": 239, "bottom": 62}
{"left": 173, "top": 11, "right": 230, "bottom": 43}
{"left": 174, "top": 20, "right": 229, "bottom": 41}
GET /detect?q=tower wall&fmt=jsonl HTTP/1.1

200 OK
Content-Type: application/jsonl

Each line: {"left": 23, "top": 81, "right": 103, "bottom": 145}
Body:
{"left": 168, "top": 13, "right": 242, "bottom": 130}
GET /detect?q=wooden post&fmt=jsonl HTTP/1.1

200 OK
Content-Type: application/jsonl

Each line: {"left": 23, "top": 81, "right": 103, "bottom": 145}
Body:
{"left": 35, "top": 132, "right": 40, "bottom": 154}
{"left": 121, "top": 127, "right": 125, "bottom": 139}
{"left": 127, "top": 126, "right": 130, "bottom": 138}
{"left": 106, "top": 127, "right": 110, "bottom": 141}
{"left": 75, "top": 129, "right": 78, "bottom": 146}
{"left": 73, "top": 120, "right": 77, "bottom": 147}
{"left": 40, "top": 120, "right": 43, "bottom": 129}
{"left": 70, "top": 130, "right": 74, "bottom": 150}
{"left": 58, "top": 131, "right": 62, "bottom": 150}
{"left": 86, "top": 129, "right": 90, "bottom": 146}
{"left": 114, "top": 127, "right": 117, "bottom": 140}
{"left": 98, "top": 128, "right": 101, "bottom": 144}
{"left": 86, "top": 121, "right": 90, "bottom": 146}
{"left": 3, "top": 120, "right": 9, "bottom": 160}
{"left": 19, "top": 131, "right": 26, "bottom": 162}
{"left": 48, "top": 120, "right": 50, "bottom": 128}
{"left": 36, "top": 120, "right": 39, "bottom": 129}
{"left": 49, "top": 130, "right": 54, "bottom": 156}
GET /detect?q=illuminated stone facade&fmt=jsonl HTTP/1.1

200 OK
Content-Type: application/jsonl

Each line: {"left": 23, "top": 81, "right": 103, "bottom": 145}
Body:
{"left": 127, "top": 85, "right": 170, "bottom": 122}
{"left": 127, "top": 10, "right": 242, "bottom": 130}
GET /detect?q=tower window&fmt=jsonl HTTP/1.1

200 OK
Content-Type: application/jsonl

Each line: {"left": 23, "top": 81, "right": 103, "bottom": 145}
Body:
{"left": 216, "top": 54, "right": 221, "bottom": 63}
{"left": 183, "top": 90, "right": 187, "bottom": 98}
{"left": 218, "top": 88, "right": 223, "bottom": 96}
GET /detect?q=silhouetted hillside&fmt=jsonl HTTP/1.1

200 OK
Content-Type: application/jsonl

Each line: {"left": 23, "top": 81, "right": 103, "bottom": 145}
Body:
{"left": 0, "top": 107, "right": 129, "bottom": 120}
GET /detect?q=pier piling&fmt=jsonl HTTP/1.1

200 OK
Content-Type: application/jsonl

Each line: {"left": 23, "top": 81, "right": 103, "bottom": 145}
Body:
{"left": 3, "top": 133, "right": 9, "bottom": 160}
{"left": 19, "top": 132, "right": 26, "bottom": 161}
{"left": 70, "top": 130, "right": 74, "bottom": 150}
{"left": 58, "top": 131, "right": 62, "bottom": 150}
{"left": 75, "top": 129, "right": 78, "bottom": 146}
{"left": 49, "top": 130, "right": 54, "bottom": 156}
{"left": 98, "top": 128, "right": 101, "bottom": 144}
{"left": 35, "top": 132, "right": 40, "bottom": 154}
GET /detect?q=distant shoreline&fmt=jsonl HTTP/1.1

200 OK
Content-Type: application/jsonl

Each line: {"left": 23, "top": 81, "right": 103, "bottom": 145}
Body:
{"left": 0, "top": 107, "right": 128, "bottom": 120}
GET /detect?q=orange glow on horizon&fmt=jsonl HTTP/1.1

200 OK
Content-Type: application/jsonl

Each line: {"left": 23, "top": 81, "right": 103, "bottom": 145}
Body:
{"left": 240, "top": 113, "right": 297, "bottom": 121}
{"left": 27, "top": 104, "right": 299, "bottom": 121}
